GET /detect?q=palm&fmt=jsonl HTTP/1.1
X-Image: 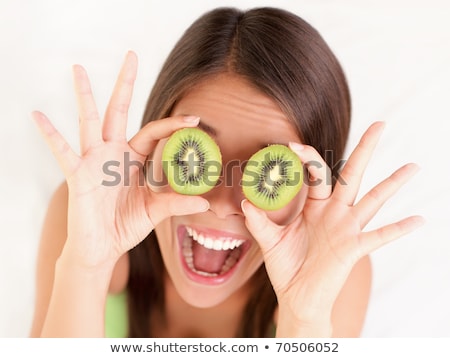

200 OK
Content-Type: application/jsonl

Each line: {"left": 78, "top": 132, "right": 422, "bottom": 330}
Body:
{"left": 277, "top": 200, "right": 363, "bottom": 313}
{"left": 33, "top": 52, "right": 209, "bottom": 267}
{"left": 64, "top": 141, "right": 150, "bottom": 261}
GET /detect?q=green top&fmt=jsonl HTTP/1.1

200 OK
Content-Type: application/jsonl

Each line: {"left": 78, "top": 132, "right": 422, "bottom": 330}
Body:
{"left": 105, "top": 292, "right": 128, "bottom": 338}
{"left": 104, "top": 291, "right": 276, "bottom": 338}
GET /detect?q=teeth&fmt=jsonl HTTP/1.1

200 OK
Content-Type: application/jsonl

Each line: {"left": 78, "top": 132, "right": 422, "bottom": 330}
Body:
{"left": 182, "top": 237, "right": 218, "bottom": 276}
{"left": 219, "top": 248, "right": 241, "bottom": 274}
{"left": 213, "top": 240, "right": 222, "bottom": 250}
{"left": 197, "top": 233, "right": 205, "bottom": 245}
{"left": 182, "top": 226, "right": 245, "bottom": 277}
{"left": 204, "top": 237, "right": 214, "bottom": 249}
{"left": 189, "top": 226, "right": 244, "bottom": 251}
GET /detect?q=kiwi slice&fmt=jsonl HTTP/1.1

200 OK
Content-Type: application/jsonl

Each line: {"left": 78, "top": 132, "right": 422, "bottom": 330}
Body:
{"left": 242, "top": 144, "right": 303, "bottom": 210}
{"left": 162, "top": 127, "right": 222, "bottom": 195}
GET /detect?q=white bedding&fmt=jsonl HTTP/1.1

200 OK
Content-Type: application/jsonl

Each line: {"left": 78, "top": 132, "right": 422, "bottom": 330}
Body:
{"left": 0, "top": 0, "right": 449, "bottom": 337}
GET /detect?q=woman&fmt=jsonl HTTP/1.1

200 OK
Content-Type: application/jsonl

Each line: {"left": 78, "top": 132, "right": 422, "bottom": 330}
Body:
{"left": 30, "top": 7, "right": 423, "bottom": 338}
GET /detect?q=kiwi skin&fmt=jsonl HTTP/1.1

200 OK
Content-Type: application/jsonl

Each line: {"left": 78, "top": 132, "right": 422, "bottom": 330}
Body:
{"left": 242, "top": 144, "right": 303, "bottom": 211}
{"left": 162, "top": 127, "right": 222, "bottom": 195}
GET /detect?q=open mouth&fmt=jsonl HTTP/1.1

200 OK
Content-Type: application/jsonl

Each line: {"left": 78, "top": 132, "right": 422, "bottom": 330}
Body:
{"left": 178, "top": 225, "right": 250, "bottom": 285}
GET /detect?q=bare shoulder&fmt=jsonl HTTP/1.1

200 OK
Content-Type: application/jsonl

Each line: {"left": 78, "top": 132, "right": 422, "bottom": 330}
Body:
{"left": 29, "top": 182, "right": 129, "bottom": 337}
{"left": 331, "top": 255, "right": 372, "bottom": 337}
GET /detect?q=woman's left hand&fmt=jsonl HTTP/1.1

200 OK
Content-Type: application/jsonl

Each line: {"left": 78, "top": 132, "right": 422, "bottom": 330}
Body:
{"left": 241, "top": 121, "right": 424, "bottom": 337}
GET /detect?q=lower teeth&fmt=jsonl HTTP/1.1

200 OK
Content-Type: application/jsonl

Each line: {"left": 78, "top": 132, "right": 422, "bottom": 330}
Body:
{"left": 182, "top": 235, "right": 241, "bottom": 276}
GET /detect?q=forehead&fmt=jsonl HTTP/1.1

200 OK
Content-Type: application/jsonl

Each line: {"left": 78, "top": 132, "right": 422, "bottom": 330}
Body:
{"left": 172, "top": 73, "right": 301, "bottom": 151}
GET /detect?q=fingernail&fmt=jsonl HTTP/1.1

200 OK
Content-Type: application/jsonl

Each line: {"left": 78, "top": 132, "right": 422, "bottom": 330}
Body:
{"left": 72, "top": 64, "right": 83, "bottom": 73}
{"left": 183, "top": 115, "right": 200, "bottom": 123}
{"left": 241, "top": 199, "right": 247, "bottom": 214}
{"left": 408, "top": 163, "right": 421, "bottom": 175}
{"left": 200, "top": 199, "right": 210, "bottom": 211}
{"left": 289, "top": 142, "right": 304, "bottom": 152}
{"left": 31, "top": 111, "right": 49, "bottom": 130}
{"left": 31, "top": 111, "right": 42, "bottom": 121}
{"left": 414, "top": 216, "right": 426, "bottom": 227}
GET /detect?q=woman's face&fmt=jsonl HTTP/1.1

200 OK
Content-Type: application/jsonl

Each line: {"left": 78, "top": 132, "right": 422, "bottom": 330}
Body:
{"left": 150, "top": 73, "right": 308, "bottom": 308}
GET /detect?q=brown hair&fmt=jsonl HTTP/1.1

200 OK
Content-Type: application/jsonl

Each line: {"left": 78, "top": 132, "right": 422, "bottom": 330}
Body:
{"left": 127, "top": 6, "right": 351, "bottom": 337}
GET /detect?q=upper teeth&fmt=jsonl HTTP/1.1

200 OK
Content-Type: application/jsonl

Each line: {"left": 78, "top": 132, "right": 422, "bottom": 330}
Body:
{"left": 186, "top": 226, "right": 245, "bottom": 251}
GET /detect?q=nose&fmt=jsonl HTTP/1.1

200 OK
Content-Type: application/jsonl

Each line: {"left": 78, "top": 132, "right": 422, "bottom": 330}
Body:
{"left": 202, "top": 159, "right": 245, "bottom": 219}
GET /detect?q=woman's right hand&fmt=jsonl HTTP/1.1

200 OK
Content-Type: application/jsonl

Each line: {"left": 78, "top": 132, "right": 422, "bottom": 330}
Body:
{"left": 32, "top": 51, "right": 209, "bottom": 270}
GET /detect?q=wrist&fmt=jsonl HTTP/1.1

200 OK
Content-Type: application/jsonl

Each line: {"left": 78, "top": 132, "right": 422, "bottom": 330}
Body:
{"left": 56, "top": 247, "right": 116, "bottom": 286}
{"left": 276, "top": 303, "right": 333, "bottom": 338}
{"left": 60, "top": 237, "right": 120, "bottom": 273}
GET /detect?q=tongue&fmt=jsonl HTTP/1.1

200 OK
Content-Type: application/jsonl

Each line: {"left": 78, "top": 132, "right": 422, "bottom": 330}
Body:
{"left": 192, "top": 241, "right": 230, "bottom": 273}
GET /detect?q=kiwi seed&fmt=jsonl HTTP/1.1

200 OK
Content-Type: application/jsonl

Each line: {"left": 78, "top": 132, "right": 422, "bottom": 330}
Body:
{"left": 162, "top": 128, "right": 222, "bottom": 195}
{"left": 242, "top": 144, "right": 303, "bottom": 210}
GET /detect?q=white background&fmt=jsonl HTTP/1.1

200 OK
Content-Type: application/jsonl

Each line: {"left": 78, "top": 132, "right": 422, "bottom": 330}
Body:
{"left": 0, "top": 0, "right": 449, "bottom": 337}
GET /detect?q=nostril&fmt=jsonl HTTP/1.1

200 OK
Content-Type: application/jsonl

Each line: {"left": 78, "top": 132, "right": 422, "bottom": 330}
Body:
{"left": 204, "top": 185, "right": 244, "bottom": 219}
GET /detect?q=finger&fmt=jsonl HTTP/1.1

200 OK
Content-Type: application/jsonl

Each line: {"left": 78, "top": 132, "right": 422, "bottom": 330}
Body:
{"left": 241, "top": 199, "right": 284, "bottom": 253}
{"left": 147, "top": 192, "right": 210, "bottom": 227}
{"left": 129, "top": 115, "right": 200, "bottom": 156}
{"left": 103, "top": 51, "right": 138, "bottom": 142}
{"left": 72, "top": 64, "right": 103, "bottom": 154}
{"left": 354, "top": 163, "right": 420, "bottom": 228}
{"left": 32, "top": 111, "right": 80, "bottom": 177}
{"left": 289, "top": 142, "right": 332, "bottom": 200}
{"left": 333, "top": 121, "right": 385, "bottom": 205}
{"left": 358, "top": 215, "right": 425, "bottom": 256}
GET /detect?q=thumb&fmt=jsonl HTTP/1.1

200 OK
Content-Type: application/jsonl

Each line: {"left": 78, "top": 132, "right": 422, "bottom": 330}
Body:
{"left": 241, "top": 199, "right": 283, "bottom": 253}
{"left": 148, "top": 193, "right": 210, "bottom": 227}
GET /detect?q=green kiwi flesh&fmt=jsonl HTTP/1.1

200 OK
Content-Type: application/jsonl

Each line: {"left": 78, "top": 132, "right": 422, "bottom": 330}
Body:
{"left": 162, "top": 128, "right": 222, "bottom": 195}
{"left": 242, "top": 144, "right": 303, "bottom": 210}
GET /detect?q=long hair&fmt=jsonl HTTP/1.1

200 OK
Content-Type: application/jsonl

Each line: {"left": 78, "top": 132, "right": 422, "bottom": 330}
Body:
{"left": 127, "top": 7, "right": 351, "bottom": 337}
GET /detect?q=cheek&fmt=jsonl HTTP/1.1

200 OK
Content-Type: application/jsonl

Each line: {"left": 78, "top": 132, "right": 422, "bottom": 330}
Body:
{"left": 146, "top": 140, "right": 169, "bottom": 193}
{"left": 154, "top": 218, "right": 175, "bottom": 261}
{"left": 266, "top": 185, "right": 308, "bottom": 225}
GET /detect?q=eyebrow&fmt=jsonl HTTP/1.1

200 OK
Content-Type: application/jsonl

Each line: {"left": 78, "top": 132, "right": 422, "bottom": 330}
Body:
{"left": 197, "top": 120, "right": 218, "bottom": 137}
